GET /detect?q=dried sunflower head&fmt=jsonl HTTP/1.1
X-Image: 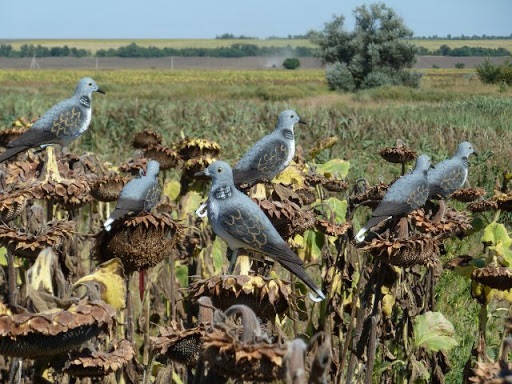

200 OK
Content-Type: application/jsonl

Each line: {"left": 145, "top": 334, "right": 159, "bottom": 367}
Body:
{"left": 91, "top": 174, "right": 129, "bottom": 202}
{"left": 133, "top": 129, "right": 162, "bottom": 149}
{"left": 468, "top": 199, "right": 498, "bottom": 213}
{"left": 409, "top": 208, "right": 472, "bottom": 239}
{"left": 450, "top": 187, "right": 486, "bottom": 202}
{"left": 175, "top": 137, "right": 221, "bottom": 160}
{"left": 379, "top": 144, "right": 417, "bottom": 164}
{"left": 471, "top": 267, "right": 512, "bottom": 291}
{"left": 151, "top": 322, "right": 204, "bottom": 367}
{"left": 143, "top": 144, "right": 180, "bottom": 170}
{"left": 119, "top": 157, "right": 148, "bottom": 176}
{"left": 349, "top": 182, "right": 389, "bottom": 209}
{"left": 316, "top": 219, "right": 351, "bottom": 237}
{"left": 0, "top": 300, "right": 115, "bottom": 359}
{"left": 190, "top": 275, "right": 292, "bottom": 321}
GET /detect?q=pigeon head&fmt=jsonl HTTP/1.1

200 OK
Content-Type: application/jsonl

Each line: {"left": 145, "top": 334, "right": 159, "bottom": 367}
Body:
{"left": 196, "top": 160, "right": 234, "bottom": 186}
{"left": 146, "top": 160, "right": 160, "bottom": 177}
{"left": 414, "top": 154, "right": 432, "bottom": 173}
{"left": 276, "top": 109, "right": 306, "bottom": 131}
{"left": 455, "top": 141, "right": 476, "bottom": 158}
{"left": 75, "top": 77, "right": 105, "bottom": 97}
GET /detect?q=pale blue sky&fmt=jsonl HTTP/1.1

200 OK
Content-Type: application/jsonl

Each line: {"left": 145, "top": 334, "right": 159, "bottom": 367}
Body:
{"left": 0, "top": 0, "right": 509, "bottom": 39}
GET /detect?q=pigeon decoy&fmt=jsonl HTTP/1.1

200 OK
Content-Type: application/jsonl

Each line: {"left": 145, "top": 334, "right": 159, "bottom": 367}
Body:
{"left": 232, "top": 109, "right": 306, "bottom": 186}
{"left": 428, "top": 141, "right": 476, "bottom": 221}
{"left": 0, "top": 77, "right": 105, "bottom": 163}
{"left": 103, "top": 160, "right": 161, "bottom": 231}
{"left": 355, "top": 155, "right": 431, "bottom": 243}
{"left": 196, "top": 160, "right": 325, "bottom": 301}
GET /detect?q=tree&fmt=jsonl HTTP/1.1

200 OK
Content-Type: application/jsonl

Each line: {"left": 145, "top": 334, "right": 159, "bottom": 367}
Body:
{"left": 313, "top": 3, "right": 419, "bottom": 91}
{"left": 282, "top": 58, "right": 300, "bottom": 70}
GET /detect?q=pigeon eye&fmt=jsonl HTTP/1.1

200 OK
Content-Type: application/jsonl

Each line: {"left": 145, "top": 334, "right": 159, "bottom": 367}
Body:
{"left": 290, "top": 115, "right": 295, "bottom": 119}
{"left": 88, "top": 83, "right": 92, "bottom": 86}
{"left": 217, "top": 168, "right": 222, "bottom": 173}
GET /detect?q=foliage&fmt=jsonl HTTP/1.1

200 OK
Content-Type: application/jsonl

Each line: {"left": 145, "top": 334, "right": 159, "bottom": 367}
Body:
{"left": 413, "top": 312, "right": 458, "bottom": 353}
{"left": 0, "top": 44, "right": 89, "bottom": 57}
{"left": 282, "top": 58, "right": 301, "bottom": 70}
{"left": 454, "top": 62, "right": 465, "bottom": 69}
{"left": 325, "top": 63, "right": 355, "bottom": 91}
{"left": 313, "top": 3, "right": 418, "bottom": 90}
{"left": 416, "top": 44, "right": 511, "bottom": 56}
{"left": 476, "top": 60, "right": 512, "bottom": 85}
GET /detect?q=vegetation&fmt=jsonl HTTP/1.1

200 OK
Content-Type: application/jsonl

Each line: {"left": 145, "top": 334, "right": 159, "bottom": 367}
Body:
{"left": 282, "top": 57, "right": 300, "bottom": 70}
{"left": 416, "top": 44, "right": 511, "bottom": 56}
{"left": 313, "top": 3, "right": 420, "bottom": 91}
{"left": 0, "top": 68, "right": 512, "bottom": 383}
{"left": 477, "top": 59, "right": 512, "bottom": 85}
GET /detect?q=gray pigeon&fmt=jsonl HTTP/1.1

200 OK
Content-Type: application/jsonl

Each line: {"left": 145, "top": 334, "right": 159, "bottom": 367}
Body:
{"left": 0, "top": 77, "right": 105, "bottom": 163}
{"left": 428, "top": 141, "right": 476, "bottom": 198}
{"left": 232, "top": 110, "right": 306, "bottom": 186}
{"left": 103, "top": 160, "right": 161, "bottom": 231}
{"left": 355, "top": 155, "right": 431, "bottom": 243}
{"left": 427, "top": 141, "right": 476, "bottom": 221}
{"left": 196, "top": 160, "right": 325, "bottom": 301}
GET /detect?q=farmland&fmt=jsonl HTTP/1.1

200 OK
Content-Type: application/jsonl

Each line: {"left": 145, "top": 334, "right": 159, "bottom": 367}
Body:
{"left": 0, "top": 67, "right": 511, "bottom": 382}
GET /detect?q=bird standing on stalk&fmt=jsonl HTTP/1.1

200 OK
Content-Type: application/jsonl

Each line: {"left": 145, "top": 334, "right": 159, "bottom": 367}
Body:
{"left": 232, "top": 109, "right": 306, "bottom": 186}
{"left": 0, "top": 77, "right": 105, "bottom": 163}
{"left": 355, "top": 155, "right": 431, "bottom": 243}
{"left": 427, "top": 141, "right": 477, "bottom": 222}
{"left": 196, "top": 160, "right": 325, "bottom": 302}
{"left": 103, "top": 160, "right": 161, "bottom": 231}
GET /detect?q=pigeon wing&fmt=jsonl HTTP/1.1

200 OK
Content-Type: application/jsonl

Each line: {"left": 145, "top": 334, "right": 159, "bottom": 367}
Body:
{"left": 220, "top": 203, "right": 303, "bottom": 265}
{"left": 8, "top": 100, "right": 84, "bottom": 148}
{"left": 233, "top": 137, "right": 289, "bottom": 185}
{"left": 439, "top": 165, "right": 466, "bottom": 195}
{"left": 372, "top": 175, "right": 429, "bottom": 217}
{"left": 143, "top": 181, "right": 161, "bottom": 211}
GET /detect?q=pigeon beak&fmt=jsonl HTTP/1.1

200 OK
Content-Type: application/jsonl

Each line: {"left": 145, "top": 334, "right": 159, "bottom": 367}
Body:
{"left": 298, "top": 119, "right": 307, "bottom": 125}
{"left": 473, "top": 151, "right": 478, "bottom": 157}
{"left": 194, "top": 169, "right": 209, "bottom": 177}
{"left": 96, "top": 88, "right": 106, "bottom": 95}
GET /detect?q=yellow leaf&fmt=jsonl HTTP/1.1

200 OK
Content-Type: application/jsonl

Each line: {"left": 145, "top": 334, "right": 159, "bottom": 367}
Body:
{"left": 272, "top": 162, "right": 305, "bottom": 188}
{"left": 74, "top": 258, "right": 126, "bottom": 310}
{"left": 164, "top": 179, "right": 181, "bottom": 201}
{"left": 26, "top": 248, "right": 58, "bottom": 295}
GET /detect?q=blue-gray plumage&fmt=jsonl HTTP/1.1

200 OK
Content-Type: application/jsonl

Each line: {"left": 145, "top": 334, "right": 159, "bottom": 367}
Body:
{"left": 0, "top": 77, "right": 105, "bottom": 163}
{"left": 103, "top": 160, "right": 161, "bottom": 231}
{"left": 428, "top": 141, "right": 476, "bottom": 199}
{"left": 232, "top": 110, "right": 306, "bottom": 186}
{"left": 355, "top": 155, "right": 431, "bottom": 243}
{"left": 197, "top": 160, "right": 325, "bottom": 301}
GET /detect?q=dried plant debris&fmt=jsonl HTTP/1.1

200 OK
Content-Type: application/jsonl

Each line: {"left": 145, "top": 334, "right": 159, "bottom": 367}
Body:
{"left": 309, "top": 136, "right": 338, "bottom": 159}
{"left": 190, "top": 275, "right": 292, "bottom": 321}
{"left": 469, "top": 361, "right": 512, "bottom": 384}
{"left": 0, "top": 300, "right": 115, "bottom": 359}
{"left": 349, "top": 182, "right": 389, "bottom": 208}
{"left": 96, "top": 212, "right": 182, "bottom": 272}
{"left": 468, "top": 199, "right": 498, "bottom": 213}
{"left": 143, "top": 144, "right": 180, "bottom": 170}
{"left": 91, "top": 174, "right": 129, "bottom": 202}
{"left": 323, "top": 178, "right": 349, "bottom": 192}
{"left": 362, "top": 235, "right": 440, "bottom": 267}
{"left": 183, "top": 156, "right": 216, "bottom": 178}
{"left": 0, "top": 117, "right": 32, "bottom": 147}
{"left": 119, "top": 157, "right": 148, "bottom": 175}
{"left": 409, "top": 208, "right": 472, "bottom": 239}
{"left": 492, "top": 191, "right": 512, "bottom": 212}
{"left": 151, "top": 322, "right": 204, "bottom": 367}
{"left": 175, "top": 137, "right": 221, "bottom": 160}
{"left": 0, "top": 189, "right": 31, "bottom": 222}
{"left": 255, "top": 198, "right": 316, "bottom": 239}
{"left": 316, "top": 219, "right": 351, "bottom": 237}
{"left": 132, "top": 129, "right": 162, "bottom": 149}
{"left": 379, "top": 144, "right": 417, "bottom": 164}
{"left": 471, "top": 267, "right": 512, "bottom": 291}
{"left": 450, "top": 187, "right": 486, "bottom": 202}
{"left": 0, "top": 220, "right": 75, "bottom": 259}
{"left": 62, "top": 340, "right": 134, "bottom": 378}
{"left": 32, "top": 177, "right": 92, "bottom": 208}
{"left": 202, "top": 320, "right": 286, "bottom": 382}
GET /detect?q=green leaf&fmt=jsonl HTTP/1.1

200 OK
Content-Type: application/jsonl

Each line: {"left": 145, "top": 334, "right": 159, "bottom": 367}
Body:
{"left": 179, "top": 191, "right": 203, "bottom": 219}
{"left": 481, "top": 221, "right": 510, "bottom": 245}
{"left": 303, "top": 230, "right": 324, "bottom": 262}
{"left": 211, "top": 237, "right": 227, "bottom": 275}
{"left": 0, "top": 247, "right": 6, "bottom": 267}
{"left": 175, "top": 262, "right": 189, "bottom": 288}
{"left": 164, "top": 179, "right": 181, "bottom": 201}
{"left": 315, "top": 159, "right": 350, "bottom": 179}
{"left": 313, "top": 197, "right": 347, "bottom": 224}
{"left": 413, "top": 311, "right": 458, "bottom": 352}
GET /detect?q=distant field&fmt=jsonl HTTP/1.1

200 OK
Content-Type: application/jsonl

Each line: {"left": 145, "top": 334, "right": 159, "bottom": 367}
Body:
{"left": 0, "top": 39, "right": 316, "bottom": 52}
{"left": 2, "top": 38, "right": 512, "bottom": 53}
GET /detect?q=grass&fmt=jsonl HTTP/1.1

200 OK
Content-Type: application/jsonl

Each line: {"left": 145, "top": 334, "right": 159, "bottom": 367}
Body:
{"left": 2, "top": 38, "right": 512, "bottom": 53}
{"left": 1, "top": 67, "right": 511, "bottom": 382}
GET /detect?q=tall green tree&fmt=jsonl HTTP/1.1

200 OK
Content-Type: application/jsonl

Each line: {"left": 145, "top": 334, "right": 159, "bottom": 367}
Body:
{"left": 313, "top": 3, "right": 419, "bottom": 90}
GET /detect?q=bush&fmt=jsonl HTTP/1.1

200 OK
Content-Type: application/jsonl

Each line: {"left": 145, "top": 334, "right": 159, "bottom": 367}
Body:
{"left": 432, "top": 64, "right": 440, "bottom": 69}
{"left": 476, "top": 60, "right": 512, "bottom": 84}
{"left": 393, "top": 70, "right": 422, "bottom": 88}
{"left": 455, "top": 62, "right": 465, "bottom": 69}
{"left": 282, "top": 58, "right": 300, "bottom": 70}
{"left": 326, "top": 63, "right": 356, "bottom": 91}
{"left": 361, "top": 71, "right": 394, "bottom": 89}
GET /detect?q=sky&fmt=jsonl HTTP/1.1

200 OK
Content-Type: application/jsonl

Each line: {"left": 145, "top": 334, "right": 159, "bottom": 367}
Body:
{"left": 0, "top": 0, "right": 510, "bottom": 39}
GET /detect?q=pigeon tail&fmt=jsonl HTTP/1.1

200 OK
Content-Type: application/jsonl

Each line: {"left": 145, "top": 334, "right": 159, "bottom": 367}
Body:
{"left": 103, "top": 208, "right": 131, "bottom": 231}
{"left": 355, "top": 215, "right": 392, "bottom": 243}
{"left": 279, "top": 258, "right": 325, "bottom": 301}
{"left": 0, "top": 146, "right": 29, "bottom": 164}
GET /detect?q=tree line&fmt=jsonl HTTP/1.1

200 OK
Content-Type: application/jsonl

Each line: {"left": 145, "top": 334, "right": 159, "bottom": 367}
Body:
{"left": 0, "top": 42, "right": 509, "bottom": 58}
